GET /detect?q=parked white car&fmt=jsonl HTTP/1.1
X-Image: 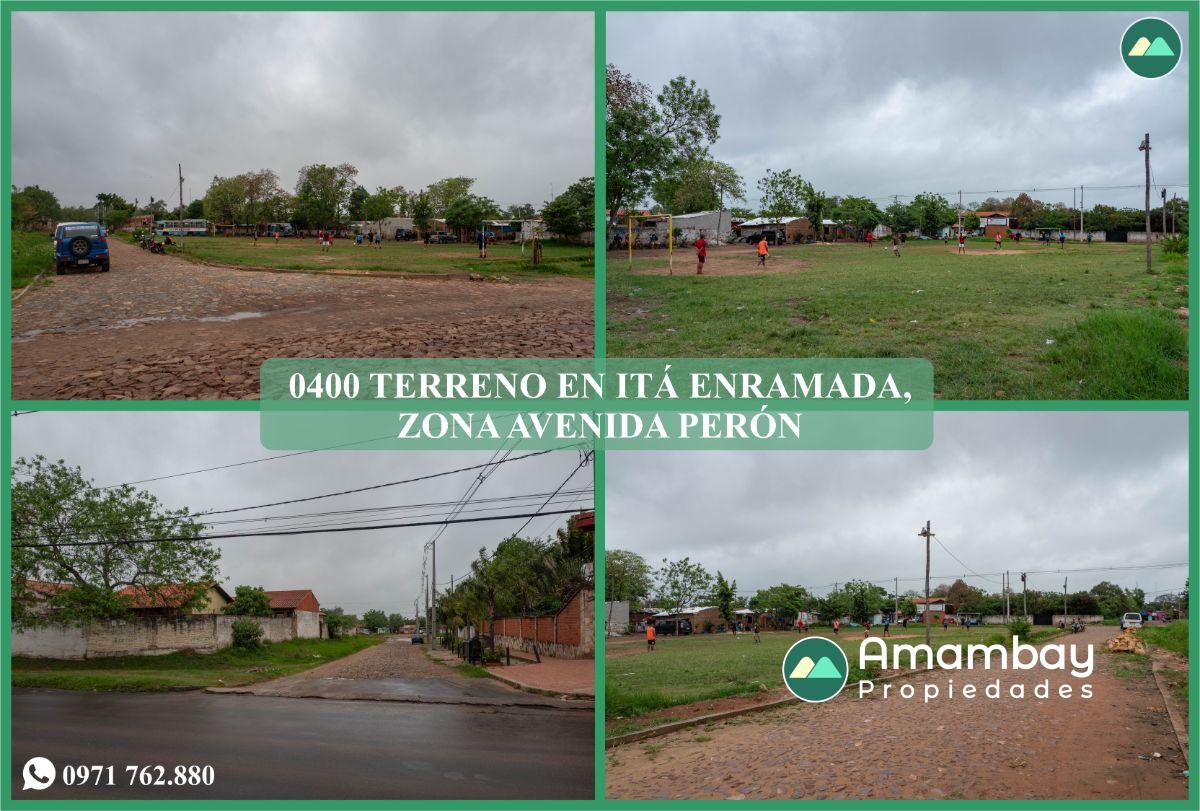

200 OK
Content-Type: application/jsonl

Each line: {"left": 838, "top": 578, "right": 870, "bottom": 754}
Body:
{"left": 1120, "top": 612, "right": 1143, "bottom": 630}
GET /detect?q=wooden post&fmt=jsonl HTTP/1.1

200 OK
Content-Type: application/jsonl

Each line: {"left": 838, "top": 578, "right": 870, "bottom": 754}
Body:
{"left": 1140, "top": 133, "right": 1152, "bottom": 272}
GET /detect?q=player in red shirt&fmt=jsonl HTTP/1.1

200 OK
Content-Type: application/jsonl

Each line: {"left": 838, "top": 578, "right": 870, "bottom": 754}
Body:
{"left": 694, "top": 231, "right": 708, "bottom": 275}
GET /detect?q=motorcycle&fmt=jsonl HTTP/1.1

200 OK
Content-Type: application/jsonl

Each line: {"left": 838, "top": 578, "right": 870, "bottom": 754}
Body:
{"left": 148, "top": 241, "right": 166, "bottom": 255}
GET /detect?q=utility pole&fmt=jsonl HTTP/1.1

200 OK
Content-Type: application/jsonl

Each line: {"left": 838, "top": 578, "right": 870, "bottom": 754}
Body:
{"left": 178, "top": 164, "right": 186, "bottom": 248}
{"left": 1139, "top": 134, "right": 1151, "bottom": 272}
{"left": 1063, "top": 577, "right": 1069, "bottom": 622}
{"left": 1072, "top": 187, "right": 1076, "bottom": 239}
{"left": 1020, "top": 572, "right": 1027, "bottom": 620}
{"left": 1079, "top": 186, "right": 1084, "bottom": 239}
{"left": 918, "top": 521, "right": 933, "bottom": 646}
{"left": 894, "top": 576, "right": 899, "bottom": 622}
{"left": 1162, "top": 188, "right": 1167, "bottom": 239}
{"left": 431, "top": 541, "right": 438, "bottom": 649}
{"left": 957, "top": 190, "right": 963, "bottom": 237}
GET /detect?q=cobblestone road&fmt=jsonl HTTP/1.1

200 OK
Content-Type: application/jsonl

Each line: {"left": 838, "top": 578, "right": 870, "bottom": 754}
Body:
{"left": 606, "top": 627, "right": 1186, "bottom": 801}
{"left": 12, "top": 239, "right": 593, "bottom": 399}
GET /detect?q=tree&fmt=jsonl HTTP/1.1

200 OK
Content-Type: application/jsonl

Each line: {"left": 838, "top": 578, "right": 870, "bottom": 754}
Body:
{"left": 909, "top": 192, "right": 955, "bottom": 237}
{"left": 386, "top": 613, "right": 406, "bottom": 633}
{"left": 801, "top": 183, "right": 832, "bottom": 236}
{"left": 655, "top": 557, "right": 713, "bottom": 631}
{"left": 361, "top": 609, "right": 389, "bottom": 631}
{"left": 542, "top": 177, "right": 594, "bottom": 239}
{"left": 293, "top": 163, "right": 358, "bottom": 229}
{"left": 204, "top": 175, "right": 250, "bottom": 225}
{"left": 323, "top": 606, "right": 355, "bottom": 638}
{"left": 347, "top": 185, "right": 370, "bottom": 221}
{"left": 713, "top": 571, "right": 737, "bottom": 630}
{"left": 756, "top": 169, "right": 806, "bottom": 219}
{"left": 185, "top": 199, "right": 205, "bottom": 219}
{"left": 653, "top": 159, "right": 744, "bottom": 214}
{"left": 843, "top": 579, "right": 886, "bottom": 624}
{"left": 898, "top": 596, "right": 918, "bottom": 618}
{"left": 963, "top": 212, "right": 980, "bottom": 230}
{"left": 11, "top": 185, "right": 61, "bottom": 230}
{"left": 230, "top": 617, "right": 264, "bottom": 650}
{"left": 505, "top": 203, "right": 536, "bottom": 219}
{"left": 1089, "top": 581, "right": 1133, "bottom": 618}
{"left": 11, "top": 456, "right": 220, "bottom": 628}
{"left": 605, "top": 549, "right": 654, "bottom": 607}
{"left": 885, "top": 199, "right": 917, "bottom": 234}
{"left": 444, "top": 194, "right": 498, "bottom": 240}
{"left": 224, "top": 585, "right": 272, "bottom": 617}
{"left": 242, "top": 169, "right": 282, "bottom": 232}
{"left": 425, "top": 177, "right": 476, "bottom": 217}
{"left": 749, "top": 584, "right": 812, "bottom": 618}
{"left": 606, "top": 64, "right": 720, "bottom": 219}
{"left": 836, "top": 196, "right": 884, "bottom": 234}
{"left": 95, "top": 192, "right": 135, "bottom": 231}
{"left": 361, "top": 186, "right": 401, "bottom": 232}
{"left": 412, "top": 191, "right": 433, "bottom": 238}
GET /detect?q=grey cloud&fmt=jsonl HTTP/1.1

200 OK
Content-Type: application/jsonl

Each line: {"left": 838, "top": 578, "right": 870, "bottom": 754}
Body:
{"left": 609, "top": 12, "right": 1189, "bottom": 210}
{"left": 607, "top": 412, "right": 1188, "bottom": 600}
{"left": 13, "top": 12, "right": 593, "bottom": 207}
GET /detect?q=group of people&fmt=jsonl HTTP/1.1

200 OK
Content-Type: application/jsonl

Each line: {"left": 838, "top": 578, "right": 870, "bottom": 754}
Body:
{"left": 354, "top": 230, "right": 384, "bottom": 248}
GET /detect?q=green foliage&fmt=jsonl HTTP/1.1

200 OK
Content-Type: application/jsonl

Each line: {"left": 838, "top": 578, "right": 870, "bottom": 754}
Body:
{"left": 606, "top": 64, "right": 720, "bottom": 218}
{"left": 386, "top": 613, "right": 406, "bottom": 633}
{"left": 605, "top": 549, "right": 654, "bottom": 608}
{"left": 748, "top": 584, "right": 812, "bottom": 617}
{"left": 293, "top": 163, "right": 358, "bottom": 229}
{"left": 541, "top": 177, "right": 595, "bottom": 238}
{"left": 11, "top": 185, "right": 61, "bottom": 229}
{"left": 361, "top": 609, "right": 389, "bottom": 631}
{"left": 425, "top": 177, "right": 476, "bottom": 217}
{"left": 909, "top": 192, "right": 956, "bottom": 236}
{"left": 412, "top": 191, "right": 433, "bottom": 236}
{"left": 756, "top": 169, "right": 806, "bottom": 219}
{"left": 1162, "top": 234, "right": 1187, "bottom": 257}
{"left": 361, "top": 186, "right": 401, "bottom": 225}
{"left": 224, "top": 585, "right": 272, "bottom": 617}
{"left": 712, "top": 572, "right": 737, "bottom": 627}
{"left": 656, "top": 557, "right": 713, "bottom": 620}
{"left": 11, "top": 456, "right": 219, "bottom": 628}
{"left": 10, "top": 229, "right": 54, "bottom": 289}
{"left": 835, "top": 196, "right": 884, "bottom": 232}
{"left": 1139, "top": 621, "right": 1188, "bottom": 658}
{"left": 653, "top": 159, "right": 744, "bottom": 214}
{"left": 843, "top": 579, "right": 887, "bottom": 623}
{"left": 884, "top": 199, "right": 917, "bottom": 233}
{"left": 347, "top": 185, "right": 369, "bottom": 221}
{"left": 444, "top": 194, "right": 500, "bottom": 237}
{"left": 1006, "top": 617, "right": 1032, "bottom": 640}
{"left": 230, "top": 617, "right": 264, "bottom": 650}
{"left": 323, "top": 606, "right": 356, "bottom": 638}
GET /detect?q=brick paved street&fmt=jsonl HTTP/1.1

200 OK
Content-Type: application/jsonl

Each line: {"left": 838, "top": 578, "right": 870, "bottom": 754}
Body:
{"left": 606, "top": 627, "right": 1187, "bottom": 801}
{"left": 11, "top": 239, "right": 593, "bottom": 399}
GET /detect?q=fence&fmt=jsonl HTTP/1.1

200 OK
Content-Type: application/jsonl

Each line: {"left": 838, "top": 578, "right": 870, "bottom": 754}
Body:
{"left": 490, "top": 589, "right": 594, "bottom": 659}
{"left": 13, "top": 611, "right": 322, "bottom": 659}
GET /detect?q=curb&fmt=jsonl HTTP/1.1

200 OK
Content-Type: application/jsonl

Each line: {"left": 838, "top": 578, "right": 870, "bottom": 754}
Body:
{"left": 426, "top": 647, "right": 594, "bottom": 703}
{"left": 11, "top": 269, "right": 48, "bottom": 303}
{"left": 203, "top": 685, "right": 591, "bottom": 712}
{"left": 1148, "top": 654, "right": 1189, "bottom": 764}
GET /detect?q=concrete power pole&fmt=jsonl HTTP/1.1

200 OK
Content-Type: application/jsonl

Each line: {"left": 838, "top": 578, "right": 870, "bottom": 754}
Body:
{"left": 1079, "top": 186, "right": 1084, "bottom": 239}
{"left": 1021, "top": 572, "right": 1027, "bottom": 620}
{"left": 1005, "top": 571, "right": 1011, "bottom": 621}
{"left": 1140, "top": 134, "right": 1152, "bottom": 272}
{"left": 918, "top": 521, "right": 933, "bottom": 646}
{"left": 894, "top": 576, "right": 899, "bottom": 621}
{"left": 431, "top": 541, "right": 438, "bottom": 649}
{"left": 178, "top": 164, "right": 186, "bottom": 248}
{"left": 1063, "top": 577, "right": 1069, "bottom": 622}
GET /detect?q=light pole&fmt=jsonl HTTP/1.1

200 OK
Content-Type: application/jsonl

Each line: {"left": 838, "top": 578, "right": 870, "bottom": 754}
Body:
{"left": 918, "top": 521, "right": 933, "bottom": 645}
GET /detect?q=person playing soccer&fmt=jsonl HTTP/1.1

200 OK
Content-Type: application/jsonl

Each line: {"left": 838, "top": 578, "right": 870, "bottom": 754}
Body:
{"left": 994, "top": 232, "right": 1002, "bottom": 250}
{"left": 752, "top": 622, "right": 761, "bottom": 644}
{"left": 882, "top": 615, "right": 891, "bottom": 637}
{"left": 863, "top": 620, "right": 871, "bottom": 638}
{"left": 891, "top": 233, "right": 901, "bottom": 258}
{"left": 1058, "top": 230, "right": 1066, "bottom": 249}
{"left": 832, "top": 618, "right": 840, "bottom": 635}
{"left": 694, "top": 231, "right": 707, "bottom": 275}
{"left": 757, "top": 235, "right": 769, "bottom": 266}
{"left": 958, "top": 232, "right": 966, "bottom": 254}
{"left": 865, "top": 230, "right": 874, "bottom": 248}
{"left": 646, "top": 621, "right": 656, "bottom": 653}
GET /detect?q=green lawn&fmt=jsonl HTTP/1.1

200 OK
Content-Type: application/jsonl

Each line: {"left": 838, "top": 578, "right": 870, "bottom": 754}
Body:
{"left": 1139, "top": 620, "right": 1188, "bottom": 657}
{"left": 607, "top": 240, "right": 1189, "bottom": 400}
{"left": 10, "top": 229, "right": 54, "bottom": 289}
{"left": 10, "top": 635, "right": 383, "bottom": 692}
{"left": 606, "top": 626, "right": 1055, "bottom": 720}
{"left": 172, "top": 236, "right": 593, "bottom": 278}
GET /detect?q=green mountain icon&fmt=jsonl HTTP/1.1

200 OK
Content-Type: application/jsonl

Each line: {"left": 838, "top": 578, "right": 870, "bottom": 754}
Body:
{"left": 1144, "top": 37, "right": 1175, "bottom": 57}
{"left": 807, "top": 656, "right": 843, "bottom": 678}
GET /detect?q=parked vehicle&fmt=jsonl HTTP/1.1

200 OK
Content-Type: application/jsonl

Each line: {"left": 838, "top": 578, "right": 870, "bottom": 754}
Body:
{"left": 394, "top": 228, "right": 417, "bottom": 241}
{"left": 1120, "top": 612, "right": 1143, "bottom": 630}
{"left": 427, "top": 233, "right": 460, "bottom": 244}
{"left": 654, "top": 619, "right": 693, "bottom": 636}
{"left": 54, "top": 222, "right": 109, "bottom": 274}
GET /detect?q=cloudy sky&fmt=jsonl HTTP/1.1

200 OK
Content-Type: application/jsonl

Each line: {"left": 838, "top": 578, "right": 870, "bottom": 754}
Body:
{"left": 12, "top": 412, "right": 594, "bottom": 617}
{"left": 12, "top": 12, "right": 593, "bottom": 208}
{"left": 608, "top": 412, "right": 1188, "bottom": 602}
{"left": 609, "top": 12, "right": 1190, "bottom": 211}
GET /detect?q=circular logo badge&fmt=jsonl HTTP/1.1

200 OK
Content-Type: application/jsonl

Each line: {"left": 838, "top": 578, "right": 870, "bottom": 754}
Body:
{"left": 781, "top": 636, "right": 849, "bottom": 703}
{"left": 1121, "top": 18, "right": 1182, "bottom": 79}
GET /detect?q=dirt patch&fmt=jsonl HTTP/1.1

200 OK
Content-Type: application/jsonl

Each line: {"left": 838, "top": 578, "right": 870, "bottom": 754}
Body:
{"left": 958, "top": 248, "right": 1028, "bottom": 256}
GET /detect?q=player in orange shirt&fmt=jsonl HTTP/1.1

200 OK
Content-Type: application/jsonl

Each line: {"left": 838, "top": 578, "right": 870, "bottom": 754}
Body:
{"left": 645, "top": 622, "right": 657, "bottom": 653}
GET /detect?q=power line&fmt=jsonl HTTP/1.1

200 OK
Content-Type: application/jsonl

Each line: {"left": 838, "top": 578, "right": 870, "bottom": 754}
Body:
{"left": 12, "top": 507, "right": 592, "bottom": 549}
{"left": 512, "top": 450, "right": 593, "bottom": 537}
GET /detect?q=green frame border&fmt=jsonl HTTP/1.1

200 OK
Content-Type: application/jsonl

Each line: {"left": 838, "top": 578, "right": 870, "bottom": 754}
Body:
{"left": 2, "top": 1, "right": 1197, "bottom": 809}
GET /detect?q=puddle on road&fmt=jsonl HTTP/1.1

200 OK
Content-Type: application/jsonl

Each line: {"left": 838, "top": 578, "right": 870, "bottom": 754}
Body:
{"left": 198, "top": 311, "right": 268, "bottom": 322}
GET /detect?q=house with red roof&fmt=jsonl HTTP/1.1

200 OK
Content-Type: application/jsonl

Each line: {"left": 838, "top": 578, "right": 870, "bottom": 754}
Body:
{"left": 264, "top": 589, "right": 320, "bottom": 617}
{"left": 116, "top": 582, "right": 233, "bottom": 616}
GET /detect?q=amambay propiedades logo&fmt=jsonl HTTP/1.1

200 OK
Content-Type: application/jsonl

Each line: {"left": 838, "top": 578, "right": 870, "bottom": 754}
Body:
{"left": 783, "top": 636, "right": 1095, "bottom": 703}
{"left": 1121, "top": 18, "right": 1181, "bottom": 79}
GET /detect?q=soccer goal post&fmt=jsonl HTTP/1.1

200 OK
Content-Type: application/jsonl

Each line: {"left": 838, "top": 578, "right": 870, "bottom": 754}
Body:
{"left": 620, "top": 213, "right": 673, "bottom": 273}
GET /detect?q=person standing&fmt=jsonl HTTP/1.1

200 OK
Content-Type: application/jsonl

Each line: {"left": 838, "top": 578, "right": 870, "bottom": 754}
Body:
{"left": 752, "top": 622, "right": 761, "bottom": 644}
{"left": 958, "top": 232, "right": 967, "bottom": 254}
{"left": 757, "top": 235, "right": 769, "bottom": 266}
{"left": 891, "top": 233, "right": 901, "bottom": 258}
{"left": 865, "top": 230, "right": 874, "bottom": 249}
{"left": 833, "top": 618, "right": 840, "bottom": 635}
{"left": 994, "top": 232, "right": 1003, "bottom": 250}
{"left": 646, "top": 622, "right": 657, "bottom": 653}
{"left": 1058, "top": 230, "right": 1066, "bottom": 249}
{"left": 882, "top": 616, "right": 891, "bottom": 637}
{"left": 477, "top": 229, "right": 487, "bottom": 259}
{"left": 694, "top": 231, "right": 707, "bottom": 275}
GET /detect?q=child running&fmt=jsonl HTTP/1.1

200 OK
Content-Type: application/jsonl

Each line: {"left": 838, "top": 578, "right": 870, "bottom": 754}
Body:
{"left": 891, "top": 233, "right": 900, "bottom": 258}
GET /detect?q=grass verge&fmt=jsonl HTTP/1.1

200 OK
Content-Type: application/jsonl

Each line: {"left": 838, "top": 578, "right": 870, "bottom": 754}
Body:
{"left": 11, "top": 229, "right": 53, "bottom": 289}
{"left": 11, "top": 635, "right": 383, "bottom": 691}
{"left": 1139, "top": 621, "right": 1188, "bottom": 657}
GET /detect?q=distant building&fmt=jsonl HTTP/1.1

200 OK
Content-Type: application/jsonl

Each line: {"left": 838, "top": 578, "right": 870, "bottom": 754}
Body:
{"left": 976, "top": 211, "right": 1013, "bottom": 238}
{"left": 264, "top": 589, "right": 320, "bottom": 617}
{"left": 117, "top": 583, "right": 233, "bottom": 617}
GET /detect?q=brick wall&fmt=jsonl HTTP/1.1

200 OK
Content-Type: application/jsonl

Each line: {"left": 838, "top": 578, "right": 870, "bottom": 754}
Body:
{"left": 490, "top": 589, "right": 594, "bottom": 659}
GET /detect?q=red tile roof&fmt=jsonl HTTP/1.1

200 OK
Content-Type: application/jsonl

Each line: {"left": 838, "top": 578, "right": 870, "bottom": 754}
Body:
{"left": 265, "top": 589, "right": 317, "bottom": 610}
{"left": 117, "top": 582, "right": 230, "bottom": 609}
{"left": 24, "top": 580, "right": 73, "bottom": 597}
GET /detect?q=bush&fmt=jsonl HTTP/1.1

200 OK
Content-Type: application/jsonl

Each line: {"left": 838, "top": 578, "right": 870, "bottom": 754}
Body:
{"left": 1162, "top": 234, "right": 1187, "bottom": 257}
{"left": 1006, "top": 617, "right": 1032, "bottom": 640}
{"left": 231, "top": 617, "right": 264, "bottom": 650}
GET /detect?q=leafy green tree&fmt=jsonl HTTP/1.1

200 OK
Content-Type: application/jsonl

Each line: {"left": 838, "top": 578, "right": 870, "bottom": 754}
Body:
{"left": 11, "top": 455, "right": 219, "bottom": 628}
{"left": 11, "top": 185, "right": 61, "bottom": 230}
{"left": 885, "top": 199, "right": 917, "bottom": 233}
{"left": 412, "top": 191, "right": 433, "bottom": 238}
{"left": 323, "top": 606, "right": 355, "bottom": 638}
{"left": 605, "top": 549, "right": 654, "bottom": 608}
{"left": 843, "top": 579, "right": 886, "bottom": 624}
{"left": 909, "top": 192, "right": 955, "bottom": 237}
{"left": 361, "top": 608, "right": 389, "bottom": 631}
{"left": 505, "top": 203, "right": 536, "bottom": 219}
{"left": 95, "top": 192, "right": 135, "bottom": 231}
{"left": 963, "top": 212, "right": 980, "bottom": 230}
{"left": 425, "top": 176, "right": 476, "bottom": 217}
{"left": 230, "top": 617, "right": 264, "bottom": 650}
{"left": 224, "top": 585, "right": 272, "bottom": 617}
{"left": 748, "top": 584, "right": 812, "bottom": 618}
{"left": 386, "top": 613, "right": 406, "bottom": 633}
{"left": 756, "top": 169, "right": 806, "bottom": 219}
{"left": 204, "top": 175, "right": 250, "bottom": 225}
{"left": 653, "top": 159, "right": 744, "bottom": 214}
{"left": 293, "top": 163, "right": 358, "bottom": 229}
{"left": 347, "top": 185, "right": 370, "bottom": 221}
{"left": 898, "top": 596, "right": 918, "bottom": 617}
{"left": 835, "top": 196, "right": 884, "bottom": 233}
{"left": 713, "top": 571, "right": 737, "bottom": 630}
{"left": 1089, "top": 581, "right": 1133, "bottom": 619}
{"left": 655, "top": 557, "right": 713, "bottom": 631}
{"left": 542, "top": 177, "right": 594, "bottom": 239}
{"left": 445, "top": 194, "right": 499, "bottom": 240}
{"left": 362, "top": 186, "right": 401, "bottom": 232}
{"left": 802, "top": 183, "right": 832, "bottom": 236}
{"left": 606, "top": 64, "right": 720, "bottom": 220}
{"left": 185, "top": 199, "right": 205, "bottom": 219}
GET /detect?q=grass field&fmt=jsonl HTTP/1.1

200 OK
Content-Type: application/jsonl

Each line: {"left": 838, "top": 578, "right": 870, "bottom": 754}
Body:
{"left": 605, "top": 626, "right": 1059, "bottom": 720}
{"left": 170, "top": 235, "right": 593, "bottom": 278}
{"left": 10, "top": 635, "right": 383, "bottom": 692}
{"left": 607, "top": 239, "right": 1189, "bottom": 400}
{"left": 10, "top": 229, "right": 54, "bottom": 289}
{"left": 1139, "top": 620, "right": 1188, "bottom": 657}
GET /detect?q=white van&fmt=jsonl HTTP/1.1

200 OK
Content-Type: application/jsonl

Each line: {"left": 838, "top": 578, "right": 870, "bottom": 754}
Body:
{"left": 1120, "top": 612, "right": 1143, "bottom": 630}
